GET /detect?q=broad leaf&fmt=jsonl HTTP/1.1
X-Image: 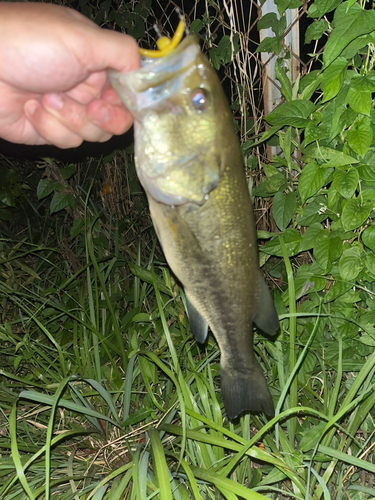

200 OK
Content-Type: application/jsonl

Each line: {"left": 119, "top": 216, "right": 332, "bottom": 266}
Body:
{"left": 37, "top": 178, "right": 62, "bottom": 200}
{"left": 299, "top": 223, "right": 323, "bottom": 252}
{"left": 347, "top": 115, "right": 373, "bottom": 157}
{"left": 305, "top": 19, "right": 328, "bottom": 44}
{"left": 266, "top": 100, "right": 316, "bottom": 127}
{"left": 322, "top": 57, "right": 347, "bottom": 102}
{"left": 272, "top": 191, "right": 296, "bottom": 231}
{"left": 50, "top": 192, "right": 71, "bottom": 214}
{"left": 307, "top": 0, "right": 341, "bottom": 18}
{"left": 313, "top": 232, "right": 342, "bottom": 272}
{"left": 299, "top": 162, "right": 327, "bottom": 203}
{"left": 260, "top": 229, "right": 302, "bottom": 257}
{"left": 341, "top": 198, "right": 373, "bottom": 231}
{"left": 302, "top": 145, "right": 358, "bottom": 167}
{"left": 339, "top": 247, "right": 363, "bottom": 280}
{"left": 362, "top": 226, "right": 375, "bottom": 252}
{"left": 296, "top": 197, "right": 329, "bottom": 226}
{"left": 324, "top": 3, "right": 375, "bottom": 67}
{"left": 331, "top": 167, "right": 359, "bottom": 199}
{"left": 347, "top": 75, "right": 375, "bottom": 116}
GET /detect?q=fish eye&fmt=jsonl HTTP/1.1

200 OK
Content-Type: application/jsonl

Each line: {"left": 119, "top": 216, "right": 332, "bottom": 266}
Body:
{"left": 189, "top": 88, "right": 210, "bottom": 112}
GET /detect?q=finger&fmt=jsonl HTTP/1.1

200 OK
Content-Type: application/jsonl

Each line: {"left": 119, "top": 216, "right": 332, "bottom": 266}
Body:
{"left": 40, "top": 93, "right": 112, "bottom": 143}
{"left": 87, "top": 99, "right": 134, "bottom": 135}
{"left": 24, "top": 99, "right": 102, "bottom": 148}
{"left": 84, "top": 31, "right": 141, "bottom": 74}
{"left": 65, "top": 71, "right": 106, "bottom": 104}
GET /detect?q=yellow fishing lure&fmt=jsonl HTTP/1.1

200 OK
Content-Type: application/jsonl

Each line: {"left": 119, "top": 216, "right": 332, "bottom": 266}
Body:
{"left": 139, "top": 20, "right": 184, "bottom": 58}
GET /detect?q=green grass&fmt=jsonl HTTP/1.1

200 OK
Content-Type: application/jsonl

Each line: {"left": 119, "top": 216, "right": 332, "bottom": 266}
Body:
{"left": 1, "top": 209, "right": 375, "bottom": 500}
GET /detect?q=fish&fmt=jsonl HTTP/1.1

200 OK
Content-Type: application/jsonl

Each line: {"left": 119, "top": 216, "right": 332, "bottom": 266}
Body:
{"left": 108, "top": 35, "right": 279, "bottom": 420}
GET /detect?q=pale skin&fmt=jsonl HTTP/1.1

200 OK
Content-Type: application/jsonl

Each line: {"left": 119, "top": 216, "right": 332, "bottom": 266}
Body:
{"left": 0, "top": 2, "right": 140, "bottom": 148}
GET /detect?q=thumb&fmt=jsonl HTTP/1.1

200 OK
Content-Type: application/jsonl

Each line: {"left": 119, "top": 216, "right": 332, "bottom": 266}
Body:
{"left": 87, "top": 29, "right": 141, "bottom": 74}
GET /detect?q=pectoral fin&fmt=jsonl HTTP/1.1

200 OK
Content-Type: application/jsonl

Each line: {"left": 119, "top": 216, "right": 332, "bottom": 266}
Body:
{"left": 254, "top": 276, "right": 279, "bottom": 336}
{"left": 186, "top": 293, "right": 208, "bottom": 344}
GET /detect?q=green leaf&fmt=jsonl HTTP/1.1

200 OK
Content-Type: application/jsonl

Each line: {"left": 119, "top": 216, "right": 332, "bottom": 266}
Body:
{"left": 341, "top": 198, "right": 373, "bottom": 231}
{"left": 275, "top": 58, "right": 292, "bottom": 102}
{"left": 358, "top": 312, "right": 375, "bottom": 346}
{"left": 339, "top": 247, "right": 363, "bottom": 280}
{"left": 128, "top": 263, "right": 173, "bottom": 296}
{"left": 60, "top": 164, "right": 77, "bottom": 180}
{"left": 260, "top": 228, "right": 302, "bottom": 257}
{"left": 127, "top": 16, "right": 145, "bottom": 39}
{"left": 305, "top": 19, "right": 328, "bottom": 44}
{"left": 303, "top": 121, "right": 329, "bottom": 147}
{"left": 217, "top": 36, "right": 232, "bottom": 64}
{"left": 361, "top": 189, "right": 375, "bottom": 206}
{"left": 331, "top": 167, "right": 359, "bottom": 199}
{"left": 299, "top": 422, "right": 327, "bottom": 451}
{"left": 0, "top": 188, "right": 15, "bottom": 207}
{"left": 190, "top": 19, "right": 204, "bottom": 34}
{"left": 253, "top": 173, "right": 287, "bottom": 197}
{"left": 341, "top": 33, "right": 375, "bottom": 59}
{"left": 299, "top": 162, "right": 327, "bottom": 203}
{"left": 256, "top": 36, "right": 282, "bottom": 55}
{"left": 358, "top": 148, "right": 375, "bottom": 181}
{"left": 275, "top": 0, "right": 302, "bottom": 15}
{"left": 70, "top": 218, "right": 84, "bottom": 239}
{"left": 365, "top": 253, "right": 375, "bottom": 279}
{"left": 209, "top": 47, "right": 221, "bottom": 70}
{"left": 149, "top": 429, "right": 173, "bottom": 500}
{"left": 37, "top": 178, "right": 60, "bottom": 200}
{"left": 347, "top": 75, "right": 374, "bottom": 116}
{"left": 325, "top": 280, "right": 354, "bottom": 302}
{"left": 322, "top": 57, "right": 347, "bottom": 102}
{"left": 324, "top": 3, "right": 375, "bottom": 67}
{"left": 362, "top": 225, "right": 375, "bottom": 251}
{"left": 50, "top": 192, "right": 70, "bottom": 214}
{"left": 272, "top": 191, "right": 296, "bottom": 231}
{"left": 299, "top": 223, "right": 323, "bottom": 251}
{"left": 302, "top": 145, "right": 359, "bottom": 167}
{"left": 313, "top": 232, "right": 342, "bottom": 272}
{"left": 307, "top": 0, "right": 341, "bottom": 18}
{"left": 300, "top": 71, "right": 324, "bottom": 100}
{"left": 296, "top": 197, "right": 328, "bottom": 226}
{"left": 347, "top": 115, "right": 373, "bottom": 157}
{"left": 19, "top": 390, "right": 118, "bottom": 426}
{"left": 266, "top": 100, "right": 316, "bottom": 127}
{"left": 258, "top": 13, "right": 286, "bottom": 35}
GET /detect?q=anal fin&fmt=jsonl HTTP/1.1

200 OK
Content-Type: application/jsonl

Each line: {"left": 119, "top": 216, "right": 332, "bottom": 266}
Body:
{"left": 254, "top": 275, "right": 279, "bottom": 336}
{"left": 186, "top": 294, "right": 208, "bottom": 344}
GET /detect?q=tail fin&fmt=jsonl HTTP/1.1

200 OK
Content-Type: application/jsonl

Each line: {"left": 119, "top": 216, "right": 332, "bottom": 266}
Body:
{"left": 221, "top": 359, "right": 274, "bottom": 420}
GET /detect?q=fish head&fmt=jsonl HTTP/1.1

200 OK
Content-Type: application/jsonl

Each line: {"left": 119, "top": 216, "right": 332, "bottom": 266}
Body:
{"left": 108, "top": 36, "right": 234, "bottom": 206}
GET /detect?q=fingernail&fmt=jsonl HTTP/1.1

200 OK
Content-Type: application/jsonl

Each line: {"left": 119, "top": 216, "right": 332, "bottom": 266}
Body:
{"left": 92, "top": 104, "right": 110, "bottom": 124}
{"left": 44, "top": 93, "right": 64, "bottom": 111}
{"left": 25, "top": 100, "right": 39, "bottom": 116}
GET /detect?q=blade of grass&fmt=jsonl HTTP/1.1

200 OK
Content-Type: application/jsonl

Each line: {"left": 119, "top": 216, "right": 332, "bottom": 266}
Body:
{"left": 279, "top": 235, "right": 297, "bottom": 445}
{"left": 9, "top": 402, "right": 35, "bottom": 500}
{"left": 151, "top": 266, "right": 187, "bottom": 465}
{"left": 18, "top": 389, "right": 119, "bottom": 426}
{"left": 149, "top": 428, "right": 173, "bottom": 500}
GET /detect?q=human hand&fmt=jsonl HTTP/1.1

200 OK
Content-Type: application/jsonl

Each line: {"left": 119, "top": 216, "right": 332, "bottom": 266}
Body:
{"left": 0, "top": 2, "right": 140, "bottom": 148}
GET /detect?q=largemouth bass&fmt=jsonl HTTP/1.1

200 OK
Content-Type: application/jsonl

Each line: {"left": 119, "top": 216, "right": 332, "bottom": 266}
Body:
{"left": 109, "top": 35, "right": 279, "bottom": 420}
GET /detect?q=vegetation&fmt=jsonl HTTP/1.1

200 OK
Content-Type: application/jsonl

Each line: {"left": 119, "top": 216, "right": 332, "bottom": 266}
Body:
{"left": 1, "top": 0, "right": 375, "bottom": 498}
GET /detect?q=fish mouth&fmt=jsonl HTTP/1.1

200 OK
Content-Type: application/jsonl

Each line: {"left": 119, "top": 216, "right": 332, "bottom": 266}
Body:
{"left": 108, "top": 36, "right": 200, "bottom": 114}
